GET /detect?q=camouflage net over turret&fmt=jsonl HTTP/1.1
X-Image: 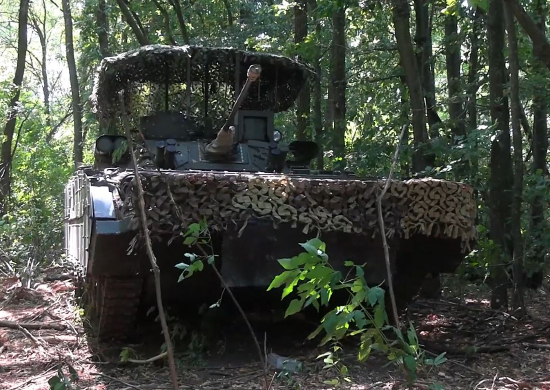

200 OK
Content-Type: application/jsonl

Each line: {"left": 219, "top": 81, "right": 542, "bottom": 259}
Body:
{"left": 106, "top": 170, "right": 477, "bottom": 252}
{"left": 91, "top": 45, "right": 312, "bottom": 132}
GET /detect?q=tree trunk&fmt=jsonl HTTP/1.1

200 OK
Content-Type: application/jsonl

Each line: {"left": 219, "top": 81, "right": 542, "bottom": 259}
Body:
{"left": 528, "top": 0, "right": 547, "bottom": 289}
{"left": 170, "top": 0, "right": 190, "bottom": 44}
{"left": 221, "top": 0, "right": 233, "bottom": 27}
{"left": 392, "top": 0, "right": 430, "bottom": 172}
{"left": 505, "top": 2, "right": 526, "bottom": 315}
{"left": 504, "top": 0, "right": 550, "bottom": 71}
{"left": 62, "top": 0, "right": 84, "bottom": 168}
{"left": 467, "top": 9, "right": 482, "bottom": 179}
{"left": 413, "top": 0, "right": 440, "bottom": 138}
{"left": 152, "top": 0, "right": 176, "bottom": 44}
{"left": 330, "top": 6, "right": 346, "bottom": 169}
{"left": 0, "top": 0, "right": 29, "bottom": 216}
{"left": 96, "top": 0, "right": 111, "bottom": 57}
{"left": 116, "top": 0, "right": 150, "bottom": 45}
{"left": 30, "top": 4, "right": 51, "bottom": 131}
{"left": 295, "top": 0, "right": 310, "bottom": 141}
{"left": 445, "top": 12, "right": 465, "bottom": 138}
{"left": 309, "top": 0, "right": 323, "bottom": 169}
{"left": 488, "top": 0, "right": 513, "bottom": 310}
{"left": 125, "top": 0, "right": 148, "bottom": 40}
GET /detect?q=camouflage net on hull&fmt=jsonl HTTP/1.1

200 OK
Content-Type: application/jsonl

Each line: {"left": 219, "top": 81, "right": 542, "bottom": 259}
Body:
{"left": 107, "top": 170, "right": 477, "bottom": 251}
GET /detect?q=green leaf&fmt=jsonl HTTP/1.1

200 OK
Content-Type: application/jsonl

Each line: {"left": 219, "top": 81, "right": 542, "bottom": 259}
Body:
{"left": 285, "top": 299, "right": 304, "bottom": 317}
{"left": 308, "top": 324, "right": 324, "bottom": 340}
{"left": 303, "top": 237, "right": 326, "bottom": 251}
{"left": 207, "top": 255, "right": 215, "bottom": 265}
{"left": 320, "top": 287, "right": 331, "bottom": 305}
{"left": 358, "top": 341, "right": 372, "bottom": 361}
{"left": 282, "top": 277, "right": 299, "bottom": 299}
{"left": 323, "top": 311, "right": 339, "bottom": 334}
{"left": 305, "top": 265, "right": 332, "bottom": 280}
{"left": 267, "top": 270, "right": 293, "bottom": 290}
{"left": 403, "top": 355, "right": 417, "bottom": 376}
{"left": 340, "top": 365, "right": 348, "bottom": 375}
{"left": 312, "top": 298, "right": 320, "bottom": 311}
{"left": 183, "top": 236, "right": 196, "bottom": 245}
{"left": 374, "top": 305, "right": 385, "bottom": 328}
{"left": 407, "top": 323, "right": 418, "bottom": 346}
{"left": 433, "top": 352, "right": 447, "bottom": 366}
{"left": 344, "top": 260, "right": 354, "bottom": 267}
{"left": 174, "top": 262, "right": 189, "bottom": 270}
{"left": 351, "top": 279, "right": 363, "bottom": 292}
{"left": 354, "top": 310, "right": 367, "bottom": 328}
{"left": 278, "top": 255, "right": 306, "bottom": 270}
{"left": 367, "top": 286, "right": 385, "bottom": 306}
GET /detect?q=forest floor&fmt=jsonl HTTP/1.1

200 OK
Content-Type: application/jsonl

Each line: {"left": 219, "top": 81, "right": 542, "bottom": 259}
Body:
{"left": 0, "top": 268, "right": 549, "bottom": 390}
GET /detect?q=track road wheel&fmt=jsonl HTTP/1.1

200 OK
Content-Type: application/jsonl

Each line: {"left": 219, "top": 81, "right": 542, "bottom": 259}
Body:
{"left": 85, "top": 276, "right": 143, "bottom": 341}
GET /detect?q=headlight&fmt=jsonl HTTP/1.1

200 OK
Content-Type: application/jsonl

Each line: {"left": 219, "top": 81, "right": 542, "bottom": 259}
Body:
{"left": 273, "top": 130, "right": 282, "bottom": 142}
{"left": 96, "top": 136, "right": 114, "bottom": 154}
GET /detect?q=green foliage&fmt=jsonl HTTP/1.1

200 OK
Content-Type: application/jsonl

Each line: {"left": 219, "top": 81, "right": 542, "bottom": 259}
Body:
{"left": 175, "top": 219, "right": 214, "bottom": 281}
{"left": 269, "top": 239, "right": 448, "bottom": 385}
{"left": 48, "top": 364, "right": 80, "bottom": 390}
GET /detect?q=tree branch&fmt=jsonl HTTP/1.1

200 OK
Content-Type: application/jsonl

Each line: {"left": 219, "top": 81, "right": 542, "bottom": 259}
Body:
{"left": 115, "top": 0, "right": 150, "bottom": 45}
{"left": 503, "top": 0, "right": 550, "bottom": 71}
{"left": 376, "top": 124, "right": 407, "bottom": 328}
{"left": 118, "top": 93, "right": 179, "bottom": 390}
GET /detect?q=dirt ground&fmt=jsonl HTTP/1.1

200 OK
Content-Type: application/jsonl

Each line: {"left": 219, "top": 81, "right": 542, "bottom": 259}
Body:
{"left": 0, "top": 269, "right": 549, "bottom": 390}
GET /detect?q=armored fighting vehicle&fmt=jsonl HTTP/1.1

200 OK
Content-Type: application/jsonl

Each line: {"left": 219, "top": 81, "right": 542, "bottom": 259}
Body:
{"left": 64, "top": 45, "right": 476, "bottom": 340}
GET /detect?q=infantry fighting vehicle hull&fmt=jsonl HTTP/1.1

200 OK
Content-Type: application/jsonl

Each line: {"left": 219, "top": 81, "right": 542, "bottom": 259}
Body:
{"left": 64, "top": 45, "right": 476, "bottom": 340}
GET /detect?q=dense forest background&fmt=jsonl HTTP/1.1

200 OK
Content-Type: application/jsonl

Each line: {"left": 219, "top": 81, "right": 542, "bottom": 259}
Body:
{"left": 0, "top": 0, "right": 548, "bottom": 311}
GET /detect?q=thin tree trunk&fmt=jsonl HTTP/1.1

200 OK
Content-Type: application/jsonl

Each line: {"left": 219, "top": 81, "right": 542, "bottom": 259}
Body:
{"left": 116, "top": 0, "right": 150, "bottom": 45}
{"left": 488, "top": 0, "right": 513, "bottom": 310}
{"left": 504, "top": 0, "right": 550, "bottom": 71}
{"left": 30, "top": 5, "right": 51, "bottom": 130}
{"left": 0, "top": 0, "right": 29, "bottom": 216}
{"left": 505, "top": 2, "right": 526, "bottom": 315}
{"left": 445, "top": 12, "right": 465, "bottom": 138}
{"left": 414, "top": 0, "right": 440, "bottom": 138}
{"left": 62, "top": 0, "right": 84, "bottom": 168}
{"left": 309, "top": 0, "right": 323, "bottom": 169}
{"left": 152, "top": 0, "right": 176, "bottom": 44}
{"left": 95, "top": 0, "right": 113, "bottom": 135}
{"left": 125, "top": 0, "right": 149, "bottom": 40}
{"left": 392, "top": 0, "right": 430, "bottom": 172}
{"left": 221, "top": 0, "right": 233, "bottom": 27}
{"left": 295, "top": 0, "right": 310, "bottom": 141}
{"left": 96, "top": 0, "right": 111, "bottom": 57}
{"left": 169, "top": 0, "right": 190, "bottom": 44}
{"left": 467, "top": 9, "right": 482, "bottom": 179}
{"left": 528, "top": 0, "right": 548, "bottom": 288}
{"left": 330, "top": 6, "right": 346, "bottom": 169}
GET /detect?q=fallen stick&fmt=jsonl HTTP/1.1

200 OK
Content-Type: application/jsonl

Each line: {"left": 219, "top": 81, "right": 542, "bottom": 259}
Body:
{"left": 523, "top": 342, "right": 550, "bottom": 350}
{"left": 93, "top": 372, "right": 142, "bottom": 390}
{"left": 0, "top": 320, "right": 65, "bottom": 331}
{"left": 17, "top": 325, "right": 42, "bottom": 346}
{"left": 127, "top": 351, "right": 167, "bottom": 364}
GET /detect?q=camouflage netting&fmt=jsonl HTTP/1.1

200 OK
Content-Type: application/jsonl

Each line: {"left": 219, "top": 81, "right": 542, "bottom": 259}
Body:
{"left": 105, "top": 170, "right": 477, "bottom": 252}
{"left": 91, "top": 45, "right": 312, "bottom": 128}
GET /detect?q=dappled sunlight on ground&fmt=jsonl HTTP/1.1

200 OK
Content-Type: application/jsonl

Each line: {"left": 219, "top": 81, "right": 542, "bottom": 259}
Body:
{"left": 0, "top": 271, "right": 548, "bottom": 389}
